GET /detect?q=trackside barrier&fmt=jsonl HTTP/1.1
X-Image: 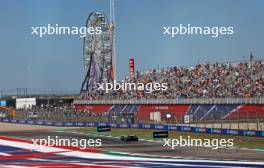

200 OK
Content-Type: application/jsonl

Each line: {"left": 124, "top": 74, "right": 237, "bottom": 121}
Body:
{"left": 73, "top": 97, "right": 264, "bottom": 105}
{"left": 0, "top": 118, "right": 263, "bottom": 137}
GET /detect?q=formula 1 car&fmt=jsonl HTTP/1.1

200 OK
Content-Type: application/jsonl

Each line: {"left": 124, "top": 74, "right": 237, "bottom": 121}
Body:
{"left": 120, "top": 135, "right": 139, "bottom": 142}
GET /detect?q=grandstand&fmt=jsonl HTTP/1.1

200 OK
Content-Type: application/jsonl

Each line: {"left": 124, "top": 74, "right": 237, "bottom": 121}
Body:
{"left": 73, "top": 58, "right": 264, "bottom": 126}
{"left": 82, "top": 59, "right": 263, "bottom": 100}
{"left": 4, "top": 58, "right": 262, "bottom": 128}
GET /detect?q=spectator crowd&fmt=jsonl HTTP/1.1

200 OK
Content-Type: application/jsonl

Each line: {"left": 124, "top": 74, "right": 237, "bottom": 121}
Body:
{"left": 84, "top": 59, "right": 263, "bottom": 100}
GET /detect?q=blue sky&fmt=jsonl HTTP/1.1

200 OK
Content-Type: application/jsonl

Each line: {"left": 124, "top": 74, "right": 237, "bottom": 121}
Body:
{"left": 0, "top": 0, "right": 263, "bottom": 93}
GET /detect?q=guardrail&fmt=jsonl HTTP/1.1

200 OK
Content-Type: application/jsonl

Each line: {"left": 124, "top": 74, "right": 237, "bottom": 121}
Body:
{"left": 73, "top": 97, "right": 264, "bottom": 105}
{"left": 1, "top": 118, "right": 263, "bottom": 137}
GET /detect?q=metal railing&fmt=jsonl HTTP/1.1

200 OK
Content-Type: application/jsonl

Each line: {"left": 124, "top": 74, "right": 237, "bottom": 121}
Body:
{"left": 73, "top": 97, "right": 264, "bottom": 105}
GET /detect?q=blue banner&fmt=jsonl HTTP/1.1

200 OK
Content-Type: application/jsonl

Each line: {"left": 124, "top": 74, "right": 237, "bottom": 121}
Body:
{"left": 0, "top": 119, "right": 263, "bottom": 137}
{"left": 86, "top": 122, "right": 95, "bottom": 127}
{"left": 131, "top": 124, "right": 139, "bottom": 128}
{"left": 45, "top": 121, "right": 54, "bottom": 126}
{"left": 154, "top": 125, "right": 165, "bottom": 130}
{"left": 110, "top": 123, "right": 117, "bottom": 128}
{"left": 75, "top": 122, "right": 84, "bottom": 127}
{"left": 0, "top": 100, "right": 6, "bottom": 106}
{"left": 54, "top": 122, "right": 64, "bottom": 126}
{"left": 27, "top": 120, "right": 35, "bottom": 124}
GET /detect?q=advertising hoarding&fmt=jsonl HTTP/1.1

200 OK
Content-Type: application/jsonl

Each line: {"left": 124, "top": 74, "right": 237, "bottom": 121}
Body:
{"left": 16, "top": 98, "right": 36, "bottom": 109}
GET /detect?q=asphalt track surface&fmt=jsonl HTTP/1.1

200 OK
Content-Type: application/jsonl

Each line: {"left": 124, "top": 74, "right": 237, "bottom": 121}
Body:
{"left": 0, "top": 130, "right": 264, "bottom": 162}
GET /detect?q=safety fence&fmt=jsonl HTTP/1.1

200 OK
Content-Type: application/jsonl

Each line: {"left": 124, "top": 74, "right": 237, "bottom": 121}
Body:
{"left": 0, "top": 118, "right": 263, "bottom": 137}
{"left": 74, "top": 97, "right": 264, "bottom": 105}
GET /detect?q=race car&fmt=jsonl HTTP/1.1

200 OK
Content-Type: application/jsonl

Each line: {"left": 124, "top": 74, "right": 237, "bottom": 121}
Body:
{"left": 120, "top": 135, "right": 139, "bottom": 142}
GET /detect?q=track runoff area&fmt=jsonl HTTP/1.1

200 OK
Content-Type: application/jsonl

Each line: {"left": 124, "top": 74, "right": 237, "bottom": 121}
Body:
{"left": 0, "top": 122, "right": 263, "bottom": 167}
